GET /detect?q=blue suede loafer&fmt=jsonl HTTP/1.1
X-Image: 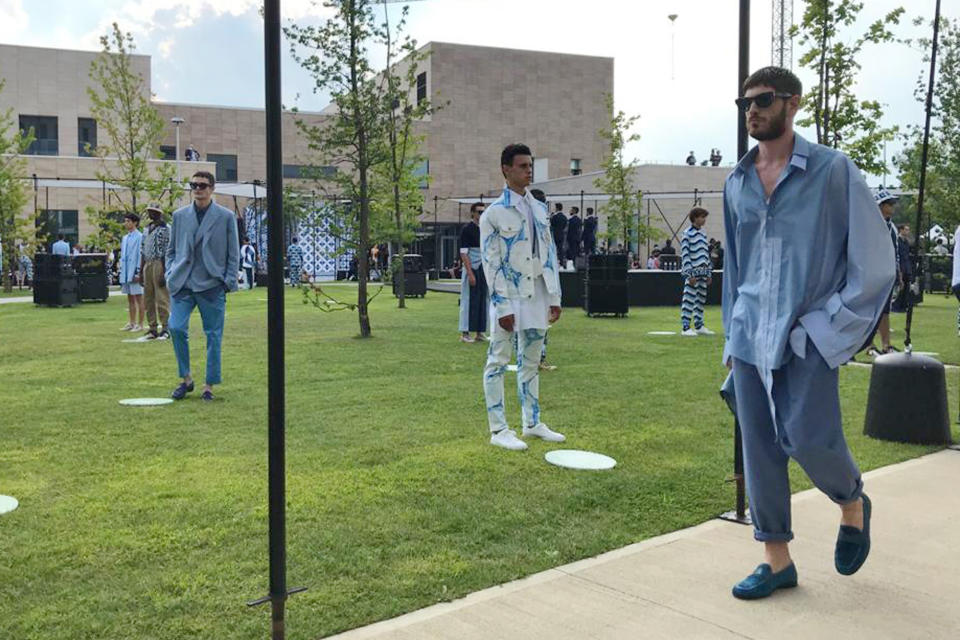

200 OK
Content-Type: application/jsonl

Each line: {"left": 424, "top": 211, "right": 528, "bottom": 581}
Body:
{"left": 171, "top": 381, "right": 194, "bottom": 400}
{"left": 836, "top": 493, "right": 871, "bottom": 575}
{"left": 732, "top": 563, "right": 798, "bottom": 600}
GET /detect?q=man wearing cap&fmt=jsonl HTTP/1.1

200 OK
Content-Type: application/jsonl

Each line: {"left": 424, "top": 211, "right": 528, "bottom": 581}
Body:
{"left": 166, "top": 170, "right": 240, "bottom": 401}
{"left": 723, "top": 67, "right": 894, "bottom": 600}
{"left": 141, "top": 205, "right": 171, "bottom": 340}
{"left": 869, "top": 189, "right": 902, "bottom": 354}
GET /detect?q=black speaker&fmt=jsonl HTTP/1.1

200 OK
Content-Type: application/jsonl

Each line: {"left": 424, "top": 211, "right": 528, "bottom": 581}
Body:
{"left": 393, "top": 271, "right": 427, "bottom": 297}
{"left": 584, "top": 280, "right": 627, "bottom": 316}
{"left": 34, "top": 253, "right": 75, "bottom": 279}
{"left": 77, "top": 274, "right": 109, "bottom": 302}
{"left": 401, "top": 254, "right": 424, "bottom": 273}
{"left": 72, "top": 253, "right": 108, "bottom": 275}
{"left": 33, "top": 278, "right": 78, "bottom": 307}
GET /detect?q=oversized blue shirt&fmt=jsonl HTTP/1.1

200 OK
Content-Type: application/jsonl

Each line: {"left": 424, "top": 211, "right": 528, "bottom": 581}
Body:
{"left": 721, "top": 134, "right": 895, "bottom": 372}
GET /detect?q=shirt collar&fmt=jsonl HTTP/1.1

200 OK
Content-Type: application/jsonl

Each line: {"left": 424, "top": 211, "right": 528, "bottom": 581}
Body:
{"left": 194, "top": 200, "right": 213, "bottom": 215}
{"left": 503, "top": 185, "right": 528, "bottom": 207}
{"left": 733, "top": 133, "right": 810, "bottom": 175}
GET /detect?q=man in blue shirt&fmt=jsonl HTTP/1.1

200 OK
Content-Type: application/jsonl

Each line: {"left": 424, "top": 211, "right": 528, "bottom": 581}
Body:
{"left": 723, "top": 67, "right": 894, "bottom": 600}
{"left": 51, "top": 234, "right": 71, "bottom": 256}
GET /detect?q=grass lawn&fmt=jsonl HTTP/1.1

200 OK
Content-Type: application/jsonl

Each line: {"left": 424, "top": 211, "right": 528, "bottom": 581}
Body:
{"left": 1, "top": 288, "right": 957, "bottom": 639}
{"left": 0, "top": 288, "right": 34, "bottom": 298}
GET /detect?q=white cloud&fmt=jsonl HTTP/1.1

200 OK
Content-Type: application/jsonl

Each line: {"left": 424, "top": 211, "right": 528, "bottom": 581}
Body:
{"left": 0, "top": 0, "right": 29, "bottom": 42}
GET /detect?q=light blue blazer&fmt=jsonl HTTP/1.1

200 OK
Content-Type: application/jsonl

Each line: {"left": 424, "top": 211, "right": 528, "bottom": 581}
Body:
{"left": 165, "top": 201, "right": 240, "bottom": 297}
{"left": 119, "top": 230, "right": 142, "bottom": 285}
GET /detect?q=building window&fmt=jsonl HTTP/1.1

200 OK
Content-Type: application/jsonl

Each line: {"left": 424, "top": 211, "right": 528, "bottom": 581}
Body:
{"left": 20, "top": 115, "right": 58, "bottom": 155}
{"left": 416, "top": 72, "right": 427, "bottom": 105}
{"left": 283, "top": 164, "right": 337, "bottom": 179}
{"left": 78, "top": 118, "right": 97, "bottom": 157}
{"left": 570, "top": 158, "right": 581, "bottom": 176}
{"left": 207, "top": 153, "right": 238, "bottom": 182}
{"left": 159, "top": 145, "right": 177, "bottom": 160}
{"left": 413, "top": 158, "right": 429, "bottom": 189}
{"left": 37, "top": 210, "right": 79, "bottom": 246}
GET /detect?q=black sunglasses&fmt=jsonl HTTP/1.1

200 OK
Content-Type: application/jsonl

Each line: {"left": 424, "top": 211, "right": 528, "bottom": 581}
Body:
{"left": 189, "top": 181, "right": 211, "bottom": 190}
{"left": 735, "top": 91, "right": 794, "bottom": 111}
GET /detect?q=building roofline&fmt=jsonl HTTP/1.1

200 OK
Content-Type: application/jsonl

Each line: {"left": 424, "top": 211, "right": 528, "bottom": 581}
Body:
{"left": 0, "top": 41, "right": 149, "bottom": 59}
{"left": 152, "top": 100, "right": 328, "bottom": 117}
{"left": 424, "top": 41, "right": 614, "bottom": 62}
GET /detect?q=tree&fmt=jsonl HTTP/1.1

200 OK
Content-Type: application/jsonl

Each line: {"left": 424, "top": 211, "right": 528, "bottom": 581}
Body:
{"left": 896, "top": 17, "right": 960, "bottom": 234}
{"left": 792, "top": 0, "right": 904, "bottom": 175}
{"left": 0, "top": 79, "right": 36, "bottom": 293}
{"left": 286, "top": 0, "right": 420, "bottom": 335}
{"left": 376, "top": 0, "right": 434, "bottom": 308}
{"left": 593, "top": 94, "right": 651, "bottom": 252}
{"left": 86, "top": 23, "right": 179, "bottom": 250}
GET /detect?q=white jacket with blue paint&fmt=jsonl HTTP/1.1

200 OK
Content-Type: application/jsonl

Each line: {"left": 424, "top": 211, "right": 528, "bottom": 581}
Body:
{"left": 480, "top": 187, "right": 562, "bottom": 319}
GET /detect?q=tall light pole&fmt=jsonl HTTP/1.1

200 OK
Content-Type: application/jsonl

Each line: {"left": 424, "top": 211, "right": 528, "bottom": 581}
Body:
{"left": 171, "top": 116, "right": 185, "bottom": 202}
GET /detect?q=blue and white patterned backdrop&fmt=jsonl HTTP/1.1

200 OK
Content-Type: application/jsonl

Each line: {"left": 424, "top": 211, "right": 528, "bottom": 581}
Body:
{"left": 243, "top": 204, "right": 353, "bottom": 280}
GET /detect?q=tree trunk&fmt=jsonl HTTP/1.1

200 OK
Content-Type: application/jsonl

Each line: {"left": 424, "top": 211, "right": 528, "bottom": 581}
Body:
{"left": 396, "top": 240, "right": 406, "bottom": 308}
{"left": 820, "top": 0, "right": 831, "bottom": 145}
{"left": 350, "top": 1, "right": 371, "bottom": 338}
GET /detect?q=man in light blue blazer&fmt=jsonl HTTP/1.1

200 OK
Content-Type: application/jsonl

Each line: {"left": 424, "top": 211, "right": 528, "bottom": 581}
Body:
{"left": 165, "top": 170, "right": 240, "bottom": 401}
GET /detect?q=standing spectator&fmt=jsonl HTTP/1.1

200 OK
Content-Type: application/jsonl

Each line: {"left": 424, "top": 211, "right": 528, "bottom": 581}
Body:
{"left": 550, "top": 202, "right": 567, "bottom": 264}
{"left": 141, "top": 205, "right": 171, "bottom": 340}
{"left": 481, "top": 143, "right": 565, "bottom": 450}
{"left": 72, "top": 244, "right": 82, "bottom": 257}
{"left": 647, "top": 249, "right": 661, "bottom": 269}
{"left": 119, "top": 213, "right": 145, "bottom": 331}
{"left": 287, "top": 237, "right": 303, "bottom": 287}
{"left": 892, "top": 225, "right": 913, "bottom": 312}
{"left": 166, "top": 170, "right": 240, "bottom": 402}
{"left": 566, "top": 206, "right": 582, "bottom": 262}
{"left": 724, "top": 66, "right": 892, "bottom": 600}
{"left": 866, "top": 189, "right": 901, "bottom": 354}
{"left": 953, "top": 223, "right": 960, "bottom": 335}
{"left": 458, "top": 202, "right": 488, "bottom": 343}
{"left": 660, "top": 239, "right": 677, "bottom": 255}
{"left": 680, "top": 207, "right": 714, "bottom": 336}
{"left": 241, "top": 237, "right": 257, "bottom": 290}
{"left": 686, "top": 151, "right": 697, "bottom": 165}
{"left": 582, "top": 207, "right": 598, "bottom": 255}
{"left": 51, "top": 234, "right": 70, "bottom": 256}
{"left": 711, "top": 238, "right": 725, "bottom": 270}
{"left": 531, "top": 188, "right": 556, "bottom": 370}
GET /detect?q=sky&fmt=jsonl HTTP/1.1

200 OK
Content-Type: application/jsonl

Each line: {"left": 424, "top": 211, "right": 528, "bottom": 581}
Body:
{"left": 1, "top": 0, "right": 956, "bottom": 185}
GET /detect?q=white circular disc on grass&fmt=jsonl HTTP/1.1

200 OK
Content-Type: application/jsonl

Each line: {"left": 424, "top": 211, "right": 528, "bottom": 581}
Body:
{"left": 915, "top": 351, "right": 939, "bottom": 357}
{"left": 121, "top": 335, "right": 153, "bottom": 343}
{"left": 506, "top": 364, "right": 518, "bottom": 372}
{"left": 545, "top": 449, "right": 617, "bottom": 470}
{"left": 0, "top": 495, "right": 19, "bottom": 515}
{"left": 647, "top": 331, "right": 676, "bottom": 336}
{"left": 119, "top": 398, "right": 174, "bottom": 407}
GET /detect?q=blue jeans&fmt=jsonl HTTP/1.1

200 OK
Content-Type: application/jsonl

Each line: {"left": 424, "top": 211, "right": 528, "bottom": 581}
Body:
{"left": 168, "top": 287, "right": 226, "bottom": 385}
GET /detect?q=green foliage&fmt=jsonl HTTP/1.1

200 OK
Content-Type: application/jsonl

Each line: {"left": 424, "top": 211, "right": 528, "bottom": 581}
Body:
{"left": 593, "top": 94, "right": 653, "bottom": 251}
{"left": 0, "top": 79, "right": 36, "bottom": 292}
{"left": 86, "top": 23, "right": 179, "bottom": 249}
{"left": 792, "top": 0, "right": 904, "bottom": 175}
{"left": 896, "top": 17, "right": 960, "bottom": 234}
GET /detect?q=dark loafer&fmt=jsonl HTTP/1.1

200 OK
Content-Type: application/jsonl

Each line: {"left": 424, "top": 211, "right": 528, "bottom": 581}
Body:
{"left": 732, "top": 563, "right": 798, "bottom": 600}
{"left": 836, "top": 493, "right": 871, "bottom": 575}
{"left": 201, "top": 390, "right": 215, "bottom": 402}
{"left": 171, "top": 381, "right": 194, "bottom": 400}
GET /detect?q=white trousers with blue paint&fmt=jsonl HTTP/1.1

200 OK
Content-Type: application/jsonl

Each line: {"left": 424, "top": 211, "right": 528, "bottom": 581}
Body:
{"left": 483, "top": 325, "right": 547, "bottom": 432}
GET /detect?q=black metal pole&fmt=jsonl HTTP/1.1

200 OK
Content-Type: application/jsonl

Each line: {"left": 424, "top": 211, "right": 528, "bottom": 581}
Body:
{"left": 737, "top": 0, "right": 750, "bottom": 162}
{"left": 244, "top": 0, "right": 304, "bottom": 637}
{"left": 905, "top": 0, "right": 942, "bottom": 351}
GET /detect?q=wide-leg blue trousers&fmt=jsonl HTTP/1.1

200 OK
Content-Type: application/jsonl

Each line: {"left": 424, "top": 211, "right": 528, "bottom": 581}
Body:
{"left": 732, "top": 339, "right": 863, "bottom": 542}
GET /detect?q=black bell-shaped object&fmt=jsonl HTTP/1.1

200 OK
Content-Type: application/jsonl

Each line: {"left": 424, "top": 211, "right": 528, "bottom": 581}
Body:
{"left": 863, "top": 351, "right": 952, "bottom": 445}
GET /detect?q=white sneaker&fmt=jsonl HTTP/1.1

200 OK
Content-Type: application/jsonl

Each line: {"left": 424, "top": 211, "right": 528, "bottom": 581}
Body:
{"left": 490, "top": 429, "right": 528, "bottom": 450}
{"left": 459, "top": 334, "right": 475, "bottom": 343}
{"left": 681, "top": 328, "right": 698, "bottom": 337}
{"left": 522, "top": 423, "right": 566, "bottom": 442}
{"left": 120, "top": 323, "right": 134, "bottom": 331}
{"left": 696, "top": 326, "right": 716, "bottom": 335}
{"left": 131, "top": 324, "right": 142, "bottom": 331}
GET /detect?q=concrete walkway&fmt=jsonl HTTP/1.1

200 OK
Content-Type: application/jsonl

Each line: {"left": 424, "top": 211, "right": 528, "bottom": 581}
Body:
{"left": 329, "top": 450, "right": 960, "bottom": 640}
{"left": 0, "top": 288, "right": 121, "bottom": 304}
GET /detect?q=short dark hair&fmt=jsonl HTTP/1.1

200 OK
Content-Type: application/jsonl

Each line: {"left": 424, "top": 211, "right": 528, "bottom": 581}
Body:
{"left": 689, "top": 207, "right": 709, "bottom": 223}
{"left": 586, "top": 207, "right": 594, "bottom": 215}
{"left": 57, "top": 234, "right": 64, "bottom": 240}
{"left": 529, "top": 189, "right": 546, "bottom": 204}
{"left": 555, "top": 202, "right": 563, "bottom": 211}
{"left": 501, "top": 143, "right": 532, "bottom": 168}
{"left": 743, "top": 66, "right": 802, "bottom": 97}
{"left": 570, "top": 206, "right": 579, "bottom": 214}
{"left": 123, "top": 212, "right": 140, "bottom": 224}
{"left": 192, "top": 170, "right": 216, "bottom": 187}
{"left": 242, "top": 236, "right": 250, "bottom": 243}
{"left": 469, "top": 202, "right": 485, "bottom": 214}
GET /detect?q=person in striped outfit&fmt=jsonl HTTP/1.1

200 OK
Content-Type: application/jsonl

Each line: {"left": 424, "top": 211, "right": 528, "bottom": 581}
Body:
{"left": 286, "top": 237, "right": 303, "bottom": 287}
{"left": 680, "top": 207, "right": 715, "bottom": 336}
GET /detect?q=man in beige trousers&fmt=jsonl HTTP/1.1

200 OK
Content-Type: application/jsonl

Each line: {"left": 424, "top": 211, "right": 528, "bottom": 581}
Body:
{"left": 141, "top": 204, "right": 171, "bottom": 340}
